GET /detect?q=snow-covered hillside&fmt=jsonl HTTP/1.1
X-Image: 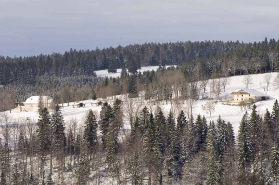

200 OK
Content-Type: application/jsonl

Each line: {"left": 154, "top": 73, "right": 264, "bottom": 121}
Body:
{"left": 4, "top": 72, "right": 279, "bottom": 136}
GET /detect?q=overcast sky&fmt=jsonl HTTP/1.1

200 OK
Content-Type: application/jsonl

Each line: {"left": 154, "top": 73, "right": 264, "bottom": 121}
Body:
{"left": 1, "top": 0, "right": 279, "bottom": 57}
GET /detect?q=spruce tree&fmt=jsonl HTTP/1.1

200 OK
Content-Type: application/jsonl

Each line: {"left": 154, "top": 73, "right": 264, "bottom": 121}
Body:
{"left": 262, "top": 109, "right": 273, "bottom": 158}
{"left": 76, "top": 149, "right": 90, "bottom": 185}
{"left": 196, "top": 115, "right": 208, "bottom": 152}
{"left": 238, "top": 112, "right": 251, "bottom": 176}
{"left": 37, "top": 107, "right": 52, "bottom": 180}
{"left": 216, "top": 116, "right": 228, "bottom": 159}
{"left": 176, "top": 111, "right": 187, "bottom": 136}
{"left": 166, "top": 111, "right": 176, "bottom": 180}
{"left": 83, "top": 109, "right": 98, "bottom": 156}
{"left": 206, "top": 121, "right": 220, "bottom": 185}
{"left": 51, "top": 105, "right": 65, "bottom": 161}
{"left": 272, "top": 99, "right": 279, "bottom": 143}
{"left": 142, "top": 113, "right": 155, "bottom": 184}
{"left": 106, "top": 115, "right": 119, "bottom": 174}
{"left": 249, "top": 104, "right": 261, "bottom": 162}
{"left": 99, "top": 103, "right": 113, "bottom": 149}
{"left": 154, "top": 109, "right": 166, "bottom": 155}
{"left": 0, "top": 172, "right": 6, "bottom": 185}
{"left": 139, "top": 106, "right": 150, "bottom": 135}
{"left": 46, "top": 173, "right": 54, "bottom": 185}
{"left": 271, "top": 144, "right": 279, "bottom": 185}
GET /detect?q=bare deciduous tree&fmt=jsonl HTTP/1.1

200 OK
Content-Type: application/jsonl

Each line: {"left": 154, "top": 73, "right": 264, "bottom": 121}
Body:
{"left": 123, "top": 95, "right": 143, "bottom": 127}
{"left": 214, "top": 80, "right": 222, "bottom": 100}
{"left": 202, "top": 101, "right": 215, "bottom": 118}
{"left": 274, "top": 74, "right": 279, "bottom": 90}
{"left": 220, "top": 77, "right": 231, "bottom": 92}
{"left": 264, "top": 74, "right": 272, "bottom": 91}
{"left": 243, "top": 75, "right": 253, "bottom": 89}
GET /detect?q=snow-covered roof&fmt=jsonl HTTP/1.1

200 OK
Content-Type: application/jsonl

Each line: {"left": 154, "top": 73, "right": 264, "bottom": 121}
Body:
{"left": 24, "top": 96, "right": 53, "bottom": 104}
{"left": 231, "top": 89, "right": 268, "bottom": 97}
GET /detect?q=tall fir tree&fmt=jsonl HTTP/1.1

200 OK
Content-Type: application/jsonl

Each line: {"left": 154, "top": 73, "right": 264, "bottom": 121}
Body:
{"left": 83, "top": 109, "right": 98, "bottom": 157}
{"left": 37, "top": 107, "right": 52, "bottom": 181}
{"left": 206, "top": 121, "right": 220, "bottom": 185}
{"left": 139, "top": 106, "right": 150, "bottom": 135}
{"left": 99, "top": 103, "right": 113, "bottom": 149}
{"left": 271, "top": 144, "right": 279, "bottom": 185}
{"left": 165, "top": 111, "right": 176, "bottom": 180}
{"left": 249, "top": 104, "right": 261, "bottom": 162}
{"left": 238, "top": 112, "right": 252, "bottom": 176}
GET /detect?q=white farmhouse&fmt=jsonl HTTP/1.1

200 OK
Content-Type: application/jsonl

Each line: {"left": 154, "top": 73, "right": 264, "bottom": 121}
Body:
{"left": 19, "top": 96, "right": 53, "bottom": 112}
{"left": 230, "top": 89, "right": 269, "bottom": 103}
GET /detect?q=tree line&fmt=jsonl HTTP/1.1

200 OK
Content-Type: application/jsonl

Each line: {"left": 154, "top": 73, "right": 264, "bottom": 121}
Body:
{"left": 0, "top": 98, "right": 279, "bottom": 184}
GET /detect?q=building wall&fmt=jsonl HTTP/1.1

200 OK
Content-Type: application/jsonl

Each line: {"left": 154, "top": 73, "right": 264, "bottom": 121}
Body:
{"left": 23, "top": 103, "right": 52, "bottom": 112}
{"left": 231, "top": 93, "right": 255, "bottom": 103}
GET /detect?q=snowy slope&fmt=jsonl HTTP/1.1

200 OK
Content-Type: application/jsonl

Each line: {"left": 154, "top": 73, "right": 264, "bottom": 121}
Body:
{"left": 3, "top": 72, "right": 279, "bottom": 136}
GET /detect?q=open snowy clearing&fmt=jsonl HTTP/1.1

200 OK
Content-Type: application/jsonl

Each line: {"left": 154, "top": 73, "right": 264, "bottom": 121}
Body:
{"left": 2, "top": 72, "right": 279, "bottom": 136}
{"left": 95, "top": 65, "right": 175, "bottom": 78}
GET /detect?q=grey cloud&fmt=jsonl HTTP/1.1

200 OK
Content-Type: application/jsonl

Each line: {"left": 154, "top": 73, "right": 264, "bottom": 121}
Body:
{"left": 0, "top": 0, "right": 279, "bottom": 56}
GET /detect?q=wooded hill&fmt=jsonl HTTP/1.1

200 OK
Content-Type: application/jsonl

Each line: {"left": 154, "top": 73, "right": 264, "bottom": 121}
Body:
{"left": 2, "top": 38, "right": 279, "bottom": 86}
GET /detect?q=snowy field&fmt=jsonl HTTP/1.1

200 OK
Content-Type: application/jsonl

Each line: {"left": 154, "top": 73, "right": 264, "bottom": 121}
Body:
{"left": 95, "top": 65, "right": 175, "bottom": 78}
{"left": 2, "top": 72, "right": 279, "bottom": 136}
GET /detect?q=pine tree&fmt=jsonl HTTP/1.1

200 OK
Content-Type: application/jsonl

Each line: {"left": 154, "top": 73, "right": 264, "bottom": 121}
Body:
{"left": 272, "top": 99, "right": 279, "bottom": 143}
{"left": 76, "top": 150, "right": 90, "bottom": 185}
{"left": 106, "top": 115, "right": 119, "bottom": 174}
{"left": 262, "top": 109, "right": 273, "bottom": 158}
{"left": 272, "top": 144, "right": 279, "bottom": 185}
{"left": 142, "top": 113, "right": 155, "bottom": 184}
{"left": 129, "top": 150, "right": 143, "bottom": 185}
{"left": 130, "top": 117, "right": 140, "bottom": 145}
{"left": 154, "top": 109, "right": 166, "bottom": 155}
{"left": 99, "top": 103, "right": 113, "bottom": 149}
{"left": 0, "top": 172, "right": 6, "bottom": 185}
{"left": 249, "top": 104, "right": 261, "bottom": 162}
{"left": 51, "top": 105, "right": 65, "bottom": 175}
{"left": 216, "top": 116, "right": 228, "bottom": 159}
{"left": 46, "top": 173, "right": 54, "bottom": 185}
{"left": 83, "top": 109, "right": 98, "bottom": 156}
{"left": 165, "top": 111, "right": 176, "bottom": 180}
{"left": 177, "top": 111, "right": 189, "bottom": 164}
{"left": 196, "top": 115, "right": 208, "bottom": 152}
{"left": 11, "top": 164, "right": 20, "bottom": 185}
{"left": 206, "top": 121, "right": 220, "bottom": 185}
{"left": 37, "top": 107, "right": 52, "bottom": 180}
{"left": 176, "top": 111, "right": 187, "bottom": 136}
{"left": 238, "top": 112, "right": 251, "bottom": 176}
{"left": 120, "top": 65, "right": 128, "bottom": 78}
{"left": 139, "top": 107, "right": 150, "bottom": 135}
{"left": 28, "top": 174, "right": 38, "bottom": 185}
{"left": 112, "top": 99, "right": 123, "bottom": 133}
{"left": 188, "top": 115, "right": 198, "bottom": 156}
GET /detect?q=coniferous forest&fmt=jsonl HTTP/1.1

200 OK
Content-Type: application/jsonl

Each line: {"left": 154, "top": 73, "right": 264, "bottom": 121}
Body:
{"left": 0, "top": 99, "right": 279, "bottom": 184}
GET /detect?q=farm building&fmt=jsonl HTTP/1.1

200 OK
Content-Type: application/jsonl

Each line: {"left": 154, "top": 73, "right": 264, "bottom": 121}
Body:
{"left": 230, "top": 89, "right": 269, "bottom": 103}
{"left": 18, "top": 96, "right": 53, "bottom": 112}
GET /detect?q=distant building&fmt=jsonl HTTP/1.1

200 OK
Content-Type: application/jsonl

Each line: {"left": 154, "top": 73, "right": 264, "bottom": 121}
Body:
{"left": 231, "top": 89, "right": 269, "bottom": 103}
{"left": 18, "top": 96, "right": 53, "bottom": 112}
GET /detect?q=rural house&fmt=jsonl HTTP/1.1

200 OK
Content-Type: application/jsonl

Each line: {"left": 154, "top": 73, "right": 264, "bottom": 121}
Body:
{"left": 230, "top": 89, "right": 269, "bottom": 103}
{"left": 18, "top": 96, "right": 53, "bottom": 112}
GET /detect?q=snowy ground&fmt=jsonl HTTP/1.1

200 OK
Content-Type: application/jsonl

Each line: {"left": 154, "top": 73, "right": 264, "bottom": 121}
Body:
{"left": 2, "top": 72, "right": 279, "bottom": 136}
{"left": 95, "top": 65, "right": 175, "bottom": 78}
